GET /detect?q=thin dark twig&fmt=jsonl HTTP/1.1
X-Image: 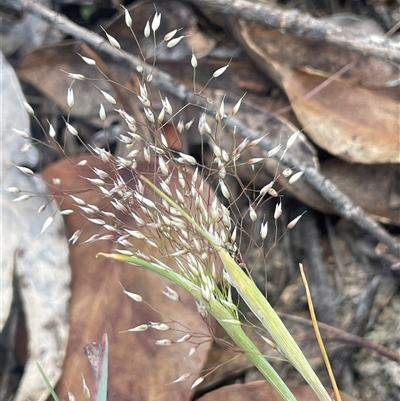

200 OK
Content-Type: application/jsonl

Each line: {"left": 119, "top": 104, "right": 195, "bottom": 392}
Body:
{"left": 5, "top": 0, "right": 399, "bottom": 255}
{"left": 279, "top": 312, "right": 400, "bottom": 363}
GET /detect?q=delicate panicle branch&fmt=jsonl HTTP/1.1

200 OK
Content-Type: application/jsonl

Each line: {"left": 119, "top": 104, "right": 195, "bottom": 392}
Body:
{"left": 122, "top": 176, "right": 333, "bottom": 401}
{"left": 98, "top": 252, "right": 298, "bottom": 401}
{"left": 5, "top": 0, "right": 398, "bottom": 255}
{"left": 7, "top": 2, "right": 396, "bottom": 400}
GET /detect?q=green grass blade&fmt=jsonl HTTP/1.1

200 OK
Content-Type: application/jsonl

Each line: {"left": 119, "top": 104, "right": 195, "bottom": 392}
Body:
{"left": 96, "top": 333, "right": 109, "bottom": 401}
{"left": 218, "top": 249, "right": 332, "bottom": 401}
{"left": 36, "top": 362, "right": 61, "bottom": 401}
{"left": 138, "top": 176, "right": 332, "bottom": 400}
{"left": 98, "top": 252, "right": 297, "bottom": 401}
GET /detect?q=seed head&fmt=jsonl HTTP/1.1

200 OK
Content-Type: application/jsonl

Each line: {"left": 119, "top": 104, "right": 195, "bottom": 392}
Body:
{"left": 164, "top": 29, "right": 177, "bottom": 41}
{"left": 99, "top": 104, "right": 106, "bottom": 121}
{"left": 232, "top": 93, "right": 245, "bottom": 115}
{"left": 158, "top": 156, "right": 169, "bottom": 176}
{"left": 23, "top": 102, "right": 34, "bottom": 115}
{"left": 123, "top": 7, "right": 132, "bottom": 27}
{"left": 162, "top": 286, "right": 179, "bottom": 301}
{"left": 212, "top": 63, "right": 229, "bottom": 78}
{"left": 178, "top": 152, "right": 197, "bottom": 165}
{"left": 177, "top": 119, "right": 184, "bottom": 134}
{"left": 15, "top": 166, "right": 34, "bottom": 176}
{"left": 287, "top": 213, "right": 305, "bottom": 229}
{"left": 13, "top": 194, "right": 31, "bottom": 202}
{"left": 129, "top": 324, "right": 149, "bottom": 332}
{"left": 191, "top": 376, "right": 204, "bottom": 389}
{"left": 260, "top": 181, "right": 274, "bottom": 196}
{"left": 151, "top": 12, "right": 161, "bottom": 33}
{"left": 98, "top": 88, "right": 117, "bottom": 105}
{"left": 69, "top": 229, "right": 82, "bottom": 244}
{"left": 185, "top": 118, "right": 195, "bottom": 131}
{"left": 162, "top": 97, "right": 172, "bottom": 116}
{"left": 274, "top": 201, "right": 282, "bottom": 220}
{"left": 82, "top": 376, "right": 90, "bottom": 399}
{"left": 249, "top": 204, "right": 257, "bottom": 222}
{"left": 5, "top": 187, "right": 20, "bottom": 193}
{"left": 231, "top": 227, "right": 237, "bottom": 242}
{"left": 144, "top": 108, "right": 155, "bottom": 123}
{"left": 104, "top": 30, "right": 121, "bottom": 49}
{"left": 160, "top": 179, "right": 172, "bottom": 196}
{"left": 158, "top": 108, "right": 165, "bottom": 123}
{"left": 191, "top": 53, "right": 198, "bottom": 68}
{"left": 216, "top": 96, "right": 225, "bottom": 120}
{"left": 289, "top": 171, "right": 304, "bottom": 184}
{"left": 176, "top": 334, "right": 191, "bottom": 343}
{"left": 219, "top": 180, "right": 230, "bottom": 199}
{"left": 13, "top": 128, "right": 30, "bottom": 139}
{"left": 260, "top": 221, "right": 268, "bottom": 239}
{"left": 150, "top": 322, "right": 169, "bottom": 331}
{"left": 79, "top": 54, "right": 96, "bottom": 65}
{"left": 286, "top": 131, "right": 299, "bottom": 149}
{"left": 143, "top": 21, "right": 150, "bottom": 38}
{"left": 48, "top": 121, "right": 56, "bottom": 138}
{"left": 38, "top": 205, "right": 46, "bottom": 214}
{"left": 67, "top": 87, "right": 74, "bottom": 108}
{"left": 267, "top": 144, "right": 282, "bottom": 158}
{"left": 66, "top": 122, "right": 78, "bottom": 136}
{"left": 167, "top": 36, "right": 184, "bottom": 48}
{"left": 155, "top": 339, "right": 172, "bottom": 346}
{"left": 173, "top": 373, "right": 191, "bottom": 383}
{"left": 40, "top": 216, "right": 54, "bottom": 234}
{"left": 282, "top": 168, "right": 292, "bottom": 177}
{"left": 69, "top": 71, "right": 86, "bottom": 80}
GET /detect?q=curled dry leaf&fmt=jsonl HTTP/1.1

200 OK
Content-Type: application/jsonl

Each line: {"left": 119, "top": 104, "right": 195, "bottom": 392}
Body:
{"left": 233, "top": 17, "right": 400, "bottom": 164}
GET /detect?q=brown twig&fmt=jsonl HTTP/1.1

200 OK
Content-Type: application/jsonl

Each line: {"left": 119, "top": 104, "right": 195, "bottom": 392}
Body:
{"left": 4, "top": 0, "right": 400, "bottom": 256}
{"left": 331, "top": 276, "right": 382, "bottom": 376}
{"left": 279, "top": 312, "right": 400, "bottom": 363}
{"left": 299, "top": 210, "right": 338, "bottom": 326}
{"left": 186, "top": 0, "right": 400, "bottom": 64}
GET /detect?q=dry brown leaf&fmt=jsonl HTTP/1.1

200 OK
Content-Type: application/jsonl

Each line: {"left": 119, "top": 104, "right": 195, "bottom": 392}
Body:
{"left": 235, "top": 17, "right": 398, "bottom": 89}
{"left": 197, "top": 380, "right": 358, "bottom": 401}
{"left": 41, "top": 155, "right": 216, "bottom": 401}
{"left": 17, "top": 42, "right": 121, "bottom": 125}
{"left": 321, "top": 160, "right": 400, "bottom": 225}
{"left": 233, "top": 17, "right": 400, "bottom": 164}
{"left": 281, "top": 67, "right": 399, "bottom": 164}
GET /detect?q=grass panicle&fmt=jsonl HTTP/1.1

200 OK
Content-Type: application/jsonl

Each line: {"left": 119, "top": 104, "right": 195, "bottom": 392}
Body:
{"left": 13, "top": 12, "right": 339, "bottom": 401}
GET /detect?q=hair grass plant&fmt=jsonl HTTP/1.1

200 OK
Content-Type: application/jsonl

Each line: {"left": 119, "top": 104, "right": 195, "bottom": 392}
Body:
{"left": 11, "top": 8, "right": 341, "bottom": 401}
